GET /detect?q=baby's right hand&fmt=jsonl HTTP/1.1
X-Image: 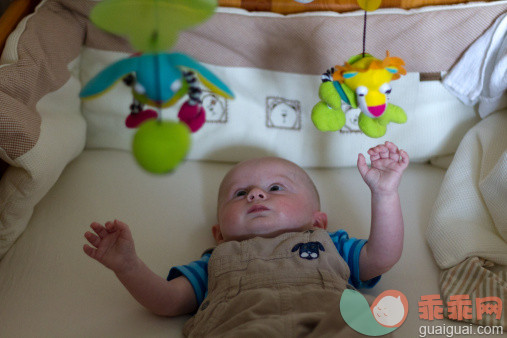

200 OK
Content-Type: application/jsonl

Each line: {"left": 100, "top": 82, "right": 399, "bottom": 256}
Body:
{"left": 83, "top": 220, "right": 138, "bottom": 274}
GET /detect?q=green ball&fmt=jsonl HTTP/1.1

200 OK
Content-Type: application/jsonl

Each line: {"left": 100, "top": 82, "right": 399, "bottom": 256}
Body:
{"left": 132, "top": 119, "right": 191, "bottom": 174}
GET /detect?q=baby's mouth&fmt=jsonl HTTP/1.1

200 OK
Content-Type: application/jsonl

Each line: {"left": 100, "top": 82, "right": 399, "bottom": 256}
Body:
{"left": 247, "top": 205, "right": 270, "bottom": 214}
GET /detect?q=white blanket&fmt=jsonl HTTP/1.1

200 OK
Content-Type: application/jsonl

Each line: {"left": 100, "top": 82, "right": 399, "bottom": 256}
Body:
{"left": 443, "top": 13, "right": 507, "bottom": 118}
{"left": 427, "top": 111, "right": 507, "bottom": 269}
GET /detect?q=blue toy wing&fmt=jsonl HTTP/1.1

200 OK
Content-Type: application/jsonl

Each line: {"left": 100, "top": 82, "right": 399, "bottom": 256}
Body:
{"left": 80, "top": 57, "right": 140, "bottom": 98}
{"left": 165, "top": 53, "right": 234, "bottom": 99}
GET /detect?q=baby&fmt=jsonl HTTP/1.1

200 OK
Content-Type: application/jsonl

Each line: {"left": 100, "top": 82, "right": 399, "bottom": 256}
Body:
{"left": 84, "top": 141, "right": 409, "bottom": 336}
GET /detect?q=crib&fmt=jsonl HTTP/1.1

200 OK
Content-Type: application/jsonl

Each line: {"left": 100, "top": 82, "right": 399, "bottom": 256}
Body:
{"left": 0, "top": 0, "right": 506, "bottom": 337}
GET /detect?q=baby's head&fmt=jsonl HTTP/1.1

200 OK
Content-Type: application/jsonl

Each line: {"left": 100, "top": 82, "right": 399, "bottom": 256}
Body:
{"left": 212, "top": 157, "right": 327, "bottom": 244}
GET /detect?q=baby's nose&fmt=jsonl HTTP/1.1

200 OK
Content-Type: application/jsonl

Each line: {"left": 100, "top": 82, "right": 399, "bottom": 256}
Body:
{"left": 248, "top": 188, "right": 266, "bottom": 201}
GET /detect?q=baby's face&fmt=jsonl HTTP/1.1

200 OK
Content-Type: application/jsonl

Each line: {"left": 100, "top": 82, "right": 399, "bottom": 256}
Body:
{"left": 214, "top": 158, "right": 326, "bottom": 243}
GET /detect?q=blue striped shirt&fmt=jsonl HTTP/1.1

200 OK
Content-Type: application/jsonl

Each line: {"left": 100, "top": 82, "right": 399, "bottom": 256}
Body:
{"left": 167, "top": 230, "right": 380, "bottom": 306}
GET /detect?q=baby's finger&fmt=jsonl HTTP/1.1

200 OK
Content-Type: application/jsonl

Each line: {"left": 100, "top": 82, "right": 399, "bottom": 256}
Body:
{"left": 399, "top": 150, "right": 410, "bottom": 169}
{"left": 367, "top": 147, "right": 381, "bottom": 161}
{"left": 369, "top": 144, "right": 383, "bottom": 154}
{"left": 113, "top": 219, "right": 128, "bottom": 230}
{"left": 83, "top": 244, "right": 97, "bottom": 259}
{"left": 385, "top": 142, "right": 400, "bottom": 161}
{"left": 384, "top": 141, "right": 398, "bottom": 152}
{"left": 90, "top": 222, "right": 108, "bottom": 239}
{"left": 377, "top": 145, "right": 389, "bottom": 159}
{"left": 113, "top": 220, "right": 134, "bottom": 241}
{"left": 357, "top": 153, "right": 369, "bottom": 178}
{"left": 105, "top": 221, "right": 117, "bottom": 233}
{"left": 84, "top": 231, "right": 101, "bottom": 248}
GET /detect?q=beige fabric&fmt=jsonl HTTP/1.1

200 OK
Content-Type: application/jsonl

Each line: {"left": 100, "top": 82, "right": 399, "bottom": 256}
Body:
{"left": 80, "top": 3, "right": 507, "bottom": 74}
{"left": 440, "top": 257, "right": 506, "bottom": 329}
{"left": 0, "top": 0, "right": 91, "bottom": 257}
{"left": 0, "top": 72, "right": 85, "bottom": 256}
{"left": 427, "top": 111, "right": 507, "bottom": 269}
{"left": 171, "top": 3, "right": 507, "bottom": 75}
{"left": 184, "top": 228, "right": 362, "bottom": 337}
{"left": 0, "top": 0, "right": 93, "bottom": 161}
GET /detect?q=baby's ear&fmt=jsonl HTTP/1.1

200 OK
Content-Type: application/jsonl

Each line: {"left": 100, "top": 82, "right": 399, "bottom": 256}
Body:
{"left": 312, "top": 211, "right": 328, "bottom": 229}
{"left": 212, "top": 224, "right": 225, "bottom": 244}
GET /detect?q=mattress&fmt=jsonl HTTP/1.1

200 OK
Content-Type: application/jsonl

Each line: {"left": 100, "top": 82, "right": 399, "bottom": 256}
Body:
{"left": 0, "top": 149, "right": 469, "bottom": 337}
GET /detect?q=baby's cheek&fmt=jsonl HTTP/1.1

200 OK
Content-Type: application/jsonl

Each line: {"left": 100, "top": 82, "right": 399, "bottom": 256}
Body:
{"left": 219, "top": 209, "right": 240, "bottom": 232}
{"left": 282, "top": 202, "right": 313, "bottom": 222}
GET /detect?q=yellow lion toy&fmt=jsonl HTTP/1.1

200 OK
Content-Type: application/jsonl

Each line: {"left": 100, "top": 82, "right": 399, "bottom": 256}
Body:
{"left": 312, "top": 52, "right": 407, "bottom": 138}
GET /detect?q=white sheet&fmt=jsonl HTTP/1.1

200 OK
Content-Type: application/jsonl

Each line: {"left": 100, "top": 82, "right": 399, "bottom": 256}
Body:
{"left": 0, "top": 149, "right": 480, "bottom": 337}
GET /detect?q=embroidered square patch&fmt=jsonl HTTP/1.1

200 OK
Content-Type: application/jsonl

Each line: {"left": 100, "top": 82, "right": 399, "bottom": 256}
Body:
{"left": 203, "top": 91, "right": 228, "bottom": 123}
{"left": 266, "top": 97, "right": 301, "bottom": 130}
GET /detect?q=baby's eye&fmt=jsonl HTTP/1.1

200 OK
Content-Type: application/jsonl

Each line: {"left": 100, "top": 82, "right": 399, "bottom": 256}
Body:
{"left": 269, "top": 185, "right": 282, "bottom": 192}
{"left": 235, "top": 190, "right": 247, "bottom": 197}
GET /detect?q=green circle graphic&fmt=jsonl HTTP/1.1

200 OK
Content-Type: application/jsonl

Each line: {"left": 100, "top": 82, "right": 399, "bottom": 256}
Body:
{"left": 340, "top": 289, "right": 399, "bottom": 336}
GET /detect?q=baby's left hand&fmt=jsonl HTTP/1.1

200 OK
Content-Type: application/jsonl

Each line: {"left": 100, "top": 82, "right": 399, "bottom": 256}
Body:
{"left": 357, "top": 141, "right": 409, "bottom": 194}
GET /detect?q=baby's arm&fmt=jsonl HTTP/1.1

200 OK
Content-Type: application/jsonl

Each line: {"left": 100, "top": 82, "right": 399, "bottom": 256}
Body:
{"left": 356, "top": 142, "right": 409, "bottom": 281}
{"left": 84, "top": 220, "right": 197, "bottom": 316}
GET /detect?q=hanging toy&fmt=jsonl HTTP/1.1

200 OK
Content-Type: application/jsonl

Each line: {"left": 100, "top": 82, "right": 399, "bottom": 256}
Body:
{"left": 311, "top": 0, "right": 407, "bottom": 138}
{"left": 79, "top": 0, "right": 234, "bottom": 173}
{"left": 80, "top": 52, "right": 233, "bottom": 130}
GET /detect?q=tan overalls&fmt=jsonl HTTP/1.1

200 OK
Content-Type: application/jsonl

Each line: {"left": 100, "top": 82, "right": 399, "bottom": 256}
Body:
{"left": 183, "top": 228, "right": 368, "bottom": 337}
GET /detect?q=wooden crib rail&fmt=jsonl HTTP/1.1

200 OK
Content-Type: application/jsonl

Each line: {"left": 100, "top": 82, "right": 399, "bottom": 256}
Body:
{"left": 217, "top": 0, "right": 489, "bottom": 14}
{"left": 0, "top": 0, "right": 40, "bottom": 53}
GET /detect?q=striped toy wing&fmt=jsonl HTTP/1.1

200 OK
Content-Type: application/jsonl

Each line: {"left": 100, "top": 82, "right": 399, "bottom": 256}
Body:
{"left": 165, "top": 53, "right": 234, "bottom": 99}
